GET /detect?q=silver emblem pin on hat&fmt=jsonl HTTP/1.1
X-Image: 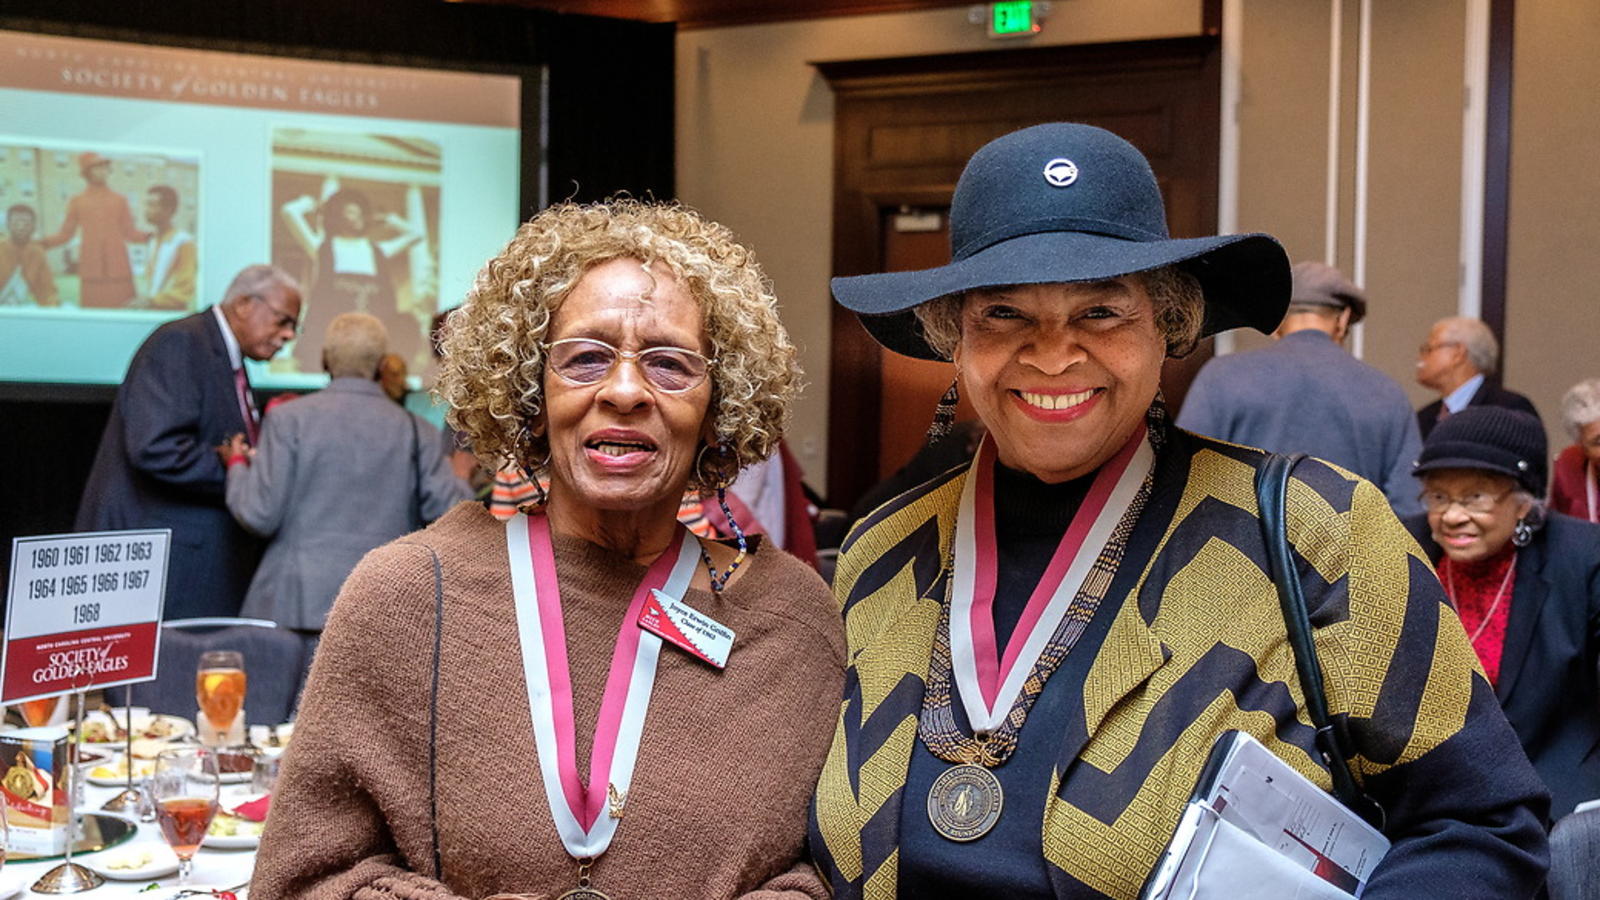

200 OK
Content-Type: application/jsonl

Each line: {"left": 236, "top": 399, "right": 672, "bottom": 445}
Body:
{"left": 1043, "top": 158, "right": 1079, "bottom": 187}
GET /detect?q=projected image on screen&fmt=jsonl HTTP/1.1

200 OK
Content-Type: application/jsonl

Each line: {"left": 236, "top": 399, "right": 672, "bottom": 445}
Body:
{"left": 269, "top": 128, "right": 441, "bottom": 375}
{"left": 0, "top": 141, "right": 200, "bottom": 311}
{"left": 0, "top": 29, "right": 526, "bottom": 389}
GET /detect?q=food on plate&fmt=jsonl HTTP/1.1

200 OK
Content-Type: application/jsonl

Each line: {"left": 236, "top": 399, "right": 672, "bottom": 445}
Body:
{"left": 103, "top": 845, "right": 169, "bottom": 870}
{"left": 78, "top": 720, "right": 116, "bottom": 743}
{"left": 207, "top": 812, "right": 266, "bottom": 838}
{"left": 68, "top": 744, "right": 112, "bottom": 765}
{"left": 89, "top": 757, "right": 156, "bottom": 780}
{"left": 216, "top": 750, "right": 256, "bottom": 774}
{"left": 78, "top": 713, "right": 189, "bottom": 742}
{"left": 129, "top": 738, "right": 172, "bottom": 760}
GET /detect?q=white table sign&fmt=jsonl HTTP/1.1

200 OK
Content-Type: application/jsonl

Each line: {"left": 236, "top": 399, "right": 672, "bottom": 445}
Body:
{"left": 3, "top": 529, "right": 170, "bottom": 704}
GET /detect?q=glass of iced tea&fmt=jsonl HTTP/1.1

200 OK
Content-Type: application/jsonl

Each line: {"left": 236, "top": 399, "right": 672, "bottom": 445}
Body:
{"left": 18, "top": 695, "right": 65, "bottom": 728}
{"left": 150, "top": 747, "right": 220, "bottom": 883}
{"left": 196, "top": 650, "right": 247, "bottom": 741}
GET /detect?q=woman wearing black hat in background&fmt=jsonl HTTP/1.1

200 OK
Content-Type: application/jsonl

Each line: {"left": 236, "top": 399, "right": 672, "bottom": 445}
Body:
{"left": 809, "top": 123, "right": 1548, "bottom": 898}
{"left": 1407, "top": 406, "right": 1600, "bottom": 820}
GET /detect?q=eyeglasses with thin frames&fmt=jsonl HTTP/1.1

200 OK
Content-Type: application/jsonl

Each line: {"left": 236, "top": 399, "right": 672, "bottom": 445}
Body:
{"left": 1417, "top": 339, "right": 1460, "bottom": 356}
{"left": 542, "top": 337, "right": 714, "bottom": 393}
{"left": 250, "top": 294, "right": 300, "bottom": 334}
{"left": 1418, "top": 487, "right": 1515, "bottom": 515}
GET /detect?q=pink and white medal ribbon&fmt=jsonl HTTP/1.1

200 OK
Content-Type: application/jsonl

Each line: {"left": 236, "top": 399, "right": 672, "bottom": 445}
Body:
{"left": 948, "top": 426, "right": 1153, "bottom": 732}
{"left": 507, "top": 512, "right": 700, "bottom": 859}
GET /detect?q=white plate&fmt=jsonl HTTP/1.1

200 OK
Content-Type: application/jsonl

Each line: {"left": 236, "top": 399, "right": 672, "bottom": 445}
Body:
{"left": 0, "top": 873, "right": 24, "bottom": 900}
{"left": 85, "top": 843, "right": 181, "bottom": 881}
{"left": 201, "top": 831, "right": 261, "bottom": 850}
{"left": 84, "top": 756, "right": 157, "bottom": 787}
{"left": 78, "top": 711, "right": 195, "bottom": 744}
{"left": 202, "top": 810, "right": 265, "bottom": 850}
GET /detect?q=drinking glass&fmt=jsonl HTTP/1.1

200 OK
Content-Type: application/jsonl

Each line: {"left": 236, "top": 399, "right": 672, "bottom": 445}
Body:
{"left": 149, "top": 747, "right": 220, "bottom": 884}
{"left": 18, "top": 695, "right": 65, "bottom": 728}
{"left": 251, "top": 753, "right": 281, "bottom": 794}
{"left": 196, "top": 650, "right": 247, "bottom": 740}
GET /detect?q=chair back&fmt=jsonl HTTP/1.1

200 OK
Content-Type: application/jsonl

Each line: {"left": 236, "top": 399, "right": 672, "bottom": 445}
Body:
{"left": 1549, "top": 804, "right": 1600, "bottom": 900}
{"left": 116, "top": 619, "right": 307, "bottom": 724}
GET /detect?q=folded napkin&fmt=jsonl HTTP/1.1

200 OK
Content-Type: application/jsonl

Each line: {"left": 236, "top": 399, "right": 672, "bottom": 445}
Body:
{"left": 227, "top": 794, "right": 271, "bottom": 822}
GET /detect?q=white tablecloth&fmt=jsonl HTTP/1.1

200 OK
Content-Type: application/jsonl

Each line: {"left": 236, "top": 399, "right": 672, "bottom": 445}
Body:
{"left": 5, "top": 778, "right": 257, "bottom": 900}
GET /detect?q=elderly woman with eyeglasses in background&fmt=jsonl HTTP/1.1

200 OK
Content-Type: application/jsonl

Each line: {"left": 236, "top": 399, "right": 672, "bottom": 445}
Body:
{"left": 251, "top": 200, "right": 844, "bottom": 900}
{"left": 1550, "top": 378, "right": 1600, "bottom": 524}
{"left": 1406, "top": 406, "right": 1600, "bottom": 819}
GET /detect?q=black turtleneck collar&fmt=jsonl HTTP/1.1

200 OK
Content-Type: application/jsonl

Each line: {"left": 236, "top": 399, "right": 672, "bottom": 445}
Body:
{"left": 991, "top": 460, "right": 1095, "bottom": 542}
{"left": 987, "top": 460, "right": 1095, "bottom": 653}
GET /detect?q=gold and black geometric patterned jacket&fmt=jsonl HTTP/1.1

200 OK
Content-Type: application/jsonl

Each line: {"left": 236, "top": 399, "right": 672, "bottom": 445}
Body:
{"left": 809, "top": 422, "right": 1550, "bottom": 899}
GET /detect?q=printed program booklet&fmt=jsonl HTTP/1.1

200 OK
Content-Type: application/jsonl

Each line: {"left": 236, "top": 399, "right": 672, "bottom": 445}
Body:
{"left": 1141, "top": 730, "right": 1389, "bottom": 900}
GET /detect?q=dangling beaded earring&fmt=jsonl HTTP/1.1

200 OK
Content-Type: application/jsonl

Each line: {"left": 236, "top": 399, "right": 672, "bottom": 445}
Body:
{"left": 696, "top": 443, "right": 747, "bottom": 593}
{"left": 926, "top": 376, "right": 961, "bottom": 444}
{"left": 1512, "top": 516, "right": 1534, "bottom": 547}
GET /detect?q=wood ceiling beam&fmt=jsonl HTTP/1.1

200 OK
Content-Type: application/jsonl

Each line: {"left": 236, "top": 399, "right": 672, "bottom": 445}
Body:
{"left": 457, "top": 0, "right": 977, "bottom": 30}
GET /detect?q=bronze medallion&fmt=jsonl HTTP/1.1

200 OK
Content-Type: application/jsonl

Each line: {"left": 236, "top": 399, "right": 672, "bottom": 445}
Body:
{"left": 556, "top": 889, "right": 611, "bottom": 900}
{"left": 927, "top": 763, "right": 1003, "bottom": 841}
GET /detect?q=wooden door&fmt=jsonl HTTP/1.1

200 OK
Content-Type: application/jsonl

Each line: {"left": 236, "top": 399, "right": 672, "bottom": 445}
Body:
{"left": 876, "top": 207, "right": 978, "bottom": 478}
{"left": 818, "top": 37, "right": 1222, "bottom": 507}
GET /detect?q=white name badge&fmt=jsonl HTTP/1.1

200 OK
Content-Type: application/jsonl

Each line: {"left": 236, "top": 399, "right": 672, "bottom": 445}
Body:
{"left": 638, "top": 590, "right": 735, "bottom": 669}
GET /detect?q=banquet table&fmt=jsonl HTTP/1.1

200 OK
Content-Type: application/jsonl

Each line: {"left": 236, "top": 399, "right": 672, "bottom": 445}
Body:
{"left": 4, "top": 772, "right": 259, "bottom": 900}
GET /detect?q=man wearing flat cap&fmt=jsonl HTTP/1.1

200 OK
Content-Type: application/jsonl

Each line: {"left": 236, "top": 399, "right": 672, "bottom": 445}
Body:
{"left": 1178, "top": 260, "right": 1423, "bottom": 515}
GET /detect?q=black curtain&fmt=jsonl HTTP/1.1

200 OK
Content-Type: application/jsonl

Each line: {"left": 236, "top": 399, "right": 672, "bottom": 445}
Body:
{"left": 0, "top": 0, "right": 675, "bottom": 578}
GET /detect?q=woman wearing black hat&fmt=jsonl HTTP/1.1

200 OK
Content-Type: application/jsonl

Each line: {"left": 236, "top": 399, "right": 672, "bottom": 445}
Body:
{"left": 1407, "top": 406, "right": 1600, "bottom": 820}
{"left": 809, "top": 123, "right": 1549, "bottom": 898}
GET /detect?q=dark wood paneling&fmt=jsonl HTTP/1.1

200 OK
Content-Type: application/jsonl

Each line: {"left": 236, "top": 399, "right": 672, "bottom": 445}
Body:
{"left": 472, "top": 0, "right": 972, "bottom": 29}
{"left": 818, "top": 37, "right": 1221, "bottom": 507}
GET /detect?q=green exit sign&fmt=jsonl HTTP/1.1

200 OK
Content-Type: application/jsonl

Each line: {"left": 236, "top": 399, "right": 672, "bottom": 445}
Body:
{"left": 989, "top": 1, "right": 1040, "bottom": 38}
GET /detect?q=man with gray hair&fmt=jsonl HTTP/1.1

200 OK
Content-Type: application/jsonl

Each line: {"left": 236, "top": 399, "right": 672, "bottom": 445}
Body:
{"left": 75, "top": 264, "right": 302, "bottom": 617}
{"left": 1415, "top": 315, "right": 1540, "bottom": 438}
{"left": 1178, "top": 260, "right": 1424, "bottom": 515}
{"left": 222, "top": 313, "right": 468, "bottom": 641}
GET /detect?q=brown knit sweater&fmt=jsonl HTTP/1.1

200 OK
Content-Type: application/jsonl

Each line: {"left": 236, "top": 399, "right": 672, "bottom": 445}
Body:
{"left": 250, "top": 503, "right": 845, "bottom": 900}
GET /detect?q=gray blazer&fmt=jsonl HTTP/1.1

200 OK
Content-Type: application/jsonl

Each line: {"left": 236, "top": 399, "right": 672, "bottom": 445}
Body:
{"left": 226, "top": 377, "right": 471, "bottom": 630}
{"left": 1177, "top": 329, "right": 1424, "bottom": 517}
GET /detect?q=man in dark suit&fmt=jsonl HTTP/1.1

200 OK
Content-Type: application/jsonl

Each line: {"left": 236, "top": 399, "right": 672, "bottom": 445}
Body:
{"left": 1415, "top": 315, "right": 1540, "bottom": 438}
{"left": 75, "top": 264, "right": 302, "bottom": 618}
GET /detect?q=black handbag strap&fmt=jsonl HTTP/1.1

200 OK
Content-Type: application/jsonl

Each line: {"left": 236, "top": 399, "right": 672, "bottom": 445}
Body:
{"left": 1255, "top": 452, "right": 1384, "bottom": 829}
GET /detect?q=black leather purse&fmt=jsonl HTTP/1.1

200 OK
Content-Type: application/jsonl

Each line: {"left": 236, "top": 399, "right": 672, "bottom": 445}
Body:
{"left": 1254, "top": 452, "right": 1385, "bottom": 830}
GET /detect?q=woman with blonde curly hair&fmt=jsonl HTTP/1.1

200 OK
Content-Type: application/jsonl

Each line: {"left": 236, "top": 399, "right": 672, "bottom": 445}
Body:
{"left": 252, "top": 200, "right": 844, "bottom": 900}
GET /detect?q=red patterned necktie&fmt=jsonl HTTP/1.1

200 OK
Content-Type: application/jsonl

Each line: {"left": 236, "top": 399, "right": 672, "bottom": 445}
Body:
{"left": 234, "top": 367, "right": 260, "bottom": 445}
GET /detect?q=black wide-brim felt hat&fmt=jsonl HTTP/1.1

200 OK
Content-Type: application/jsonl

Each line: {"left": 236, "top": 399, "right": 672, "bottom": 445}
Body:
{"left": 832, "top": 123, "right": 1293, "bottom": 360}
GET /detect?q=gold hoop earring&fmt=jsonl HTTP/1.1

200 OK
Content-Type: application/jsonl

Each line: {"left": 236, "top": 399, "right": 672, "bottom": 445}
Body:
{"left": 514, "top": 419, "right": 551, "bottom": 503}
{"left": 695, "top": 442, "right": 736, "bottom": 490}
